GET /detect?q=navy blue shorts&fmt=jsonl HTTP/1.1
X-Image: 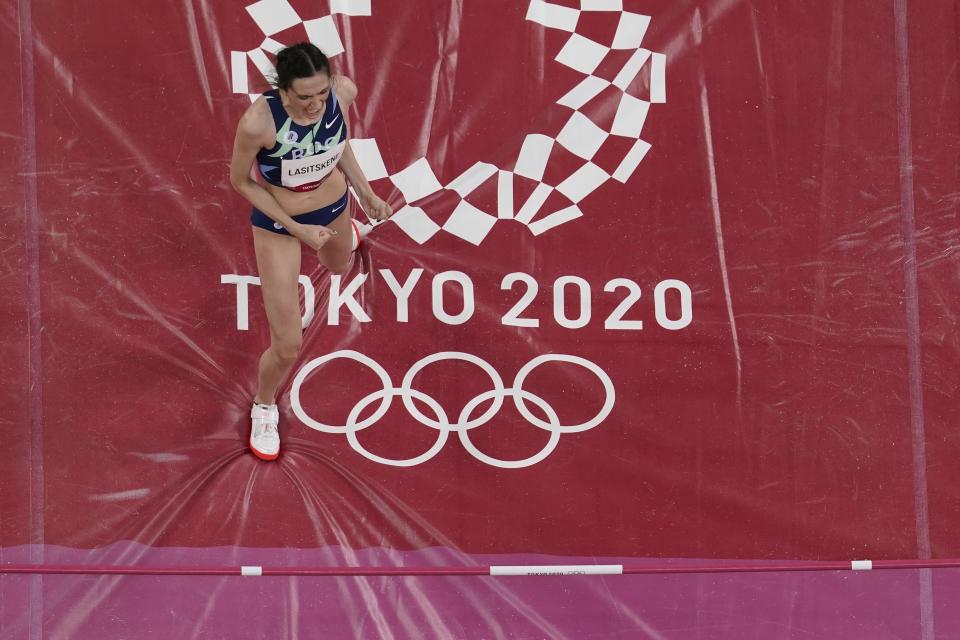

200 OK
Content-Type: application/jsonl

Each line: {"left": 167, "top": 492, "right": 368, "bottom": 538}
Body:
{"left": 251, "top": 190, "right": 349, "bottom": 235}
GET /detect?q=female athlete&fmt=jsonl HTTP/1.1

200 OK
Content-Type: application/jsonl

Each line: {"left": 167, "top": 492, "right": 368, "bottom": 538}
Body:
{"left": 229, "top": 42, "right": 391, "bottom": 460}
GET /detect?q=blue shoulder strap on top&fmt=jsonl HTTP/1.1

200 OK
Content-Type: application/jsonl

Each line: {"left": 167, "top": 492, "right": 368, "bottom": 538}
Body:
{"left": 263, "top": 89, "right": 287, "bottom": 126}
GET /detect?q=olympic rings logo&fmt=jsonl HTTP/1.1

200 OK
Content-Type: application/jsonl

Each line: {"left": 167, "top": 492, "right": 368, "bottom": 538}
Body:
{"left": 290, "top": 351, "right": 616, "bottom": 469}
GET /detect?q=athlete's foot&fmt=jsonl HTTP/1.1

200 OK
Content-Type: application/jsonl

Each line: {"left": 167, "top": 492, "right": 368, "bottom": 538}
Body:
{"left": 351, "top": 220, "right": 374, "bottom": 251}
{"left": 250, "top": 403, "right": 280, "bottom": 460}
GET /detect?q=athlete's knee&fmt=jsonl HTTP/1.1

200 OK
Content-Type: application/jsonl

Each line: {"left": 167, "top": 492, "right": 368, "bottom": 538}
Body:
{"left": 328, "top": 262, "right": 350, "bottom": 275}
{"left": 272, "top": 335, "right": 303, "bottom": 363}
{"left": 327, "top": 255, "right": 352, "bottom": 275}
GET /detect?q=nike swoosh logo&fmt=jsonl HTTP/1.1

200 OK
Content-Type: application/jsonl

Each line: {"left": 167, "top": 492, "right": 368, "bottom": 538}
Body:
{"left": 331, "top": 202, "right": 346, "bottom": 213}
{"left": 324, "top": 114, "right": 341, "bottom": 129}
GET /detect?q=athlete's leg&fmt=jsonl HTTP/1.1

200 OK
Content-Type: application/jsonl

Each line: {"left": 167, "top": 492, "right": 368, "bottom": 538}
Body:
{"left": 316, "top": 208, "right": 355, "bottom": 274}
{"left": 252, "top": 227, "right": 304, "bottom": 405}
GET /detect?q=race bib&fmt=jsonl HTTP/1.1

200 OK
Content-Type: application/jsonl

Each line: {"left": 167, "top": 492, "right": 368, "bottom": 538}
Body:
{"left": 280, "top": 141, "right": 347, "bottom": 188}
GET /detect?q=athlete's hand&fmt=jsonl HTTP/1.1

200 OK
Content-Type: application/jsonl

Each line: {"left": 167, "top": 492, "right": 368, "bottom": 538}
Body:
{"left": 362, "top": 193, "right": 392, "bottom": 221}
{"left": 292, "top": 223, "right": 336, "bottom": 251}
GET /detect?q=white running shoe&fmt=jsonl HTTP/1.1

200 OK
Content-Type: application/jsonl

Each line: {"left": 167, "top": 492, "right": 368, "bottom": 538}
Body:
{"left": 351, "top": 220, "right": 374, "bottom": 251}
{"left": 250, "top": 403, "right": 280, "bottom": 461}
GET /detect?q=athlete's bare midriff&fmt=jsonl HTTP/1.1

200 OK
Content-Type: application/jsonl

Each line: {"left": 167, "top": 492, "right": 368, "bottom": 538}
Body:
{"left": 264, "top": 167, "right": 348, "bottom": 216}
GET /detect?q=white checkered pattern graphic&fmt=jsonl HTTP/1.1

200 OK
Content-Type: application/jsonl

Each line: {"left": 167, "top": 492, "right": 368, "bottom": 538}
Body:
{"left": 231, "top": 0, "right": 666, "bottom": 245}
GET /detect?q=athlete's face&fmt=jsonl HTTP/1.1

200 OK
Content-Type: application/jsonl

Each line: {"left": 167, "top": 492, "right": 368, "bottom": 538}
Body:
{"left": 283, "top": 73, "right": 331, "bottom": 122}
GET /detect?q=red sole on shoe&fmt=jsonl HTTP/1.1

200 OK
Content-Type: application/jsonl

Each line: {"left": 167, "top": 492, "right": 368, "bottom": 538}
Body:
{"left": 250, "top": 445, "right": 279, "bottom": 461}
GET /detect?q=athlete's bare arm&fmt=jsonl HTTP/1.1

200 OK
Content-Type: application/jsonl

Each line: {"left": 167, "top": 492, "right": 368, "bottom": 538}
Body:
{"left": 333, "top": 75, "right": 392, "bottom": 221}
{"left": 229, "top": 99, "right": 335, "bottom": 249}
